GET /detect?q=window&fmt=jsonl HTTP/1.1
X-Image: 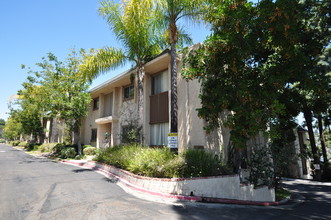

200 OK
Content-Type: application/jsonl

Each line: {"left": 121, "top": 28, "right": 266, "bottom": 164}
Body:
{"left": 91, "top": 129, "right": 97, "bottom": 142}
{"left": 93, "top": 98, "right": 99, "bottom": 110}
{"left": 150, "top": 91, "right": 169, "bottom": 124}
{"left": 150, "top": 70, "right": 169, "bottom": 124}
{"left": 123, "top": 84, "right": 134, "bottom": 100}
{"left": 150, "top": 123, "right": 169, "bottom": 146}
{"left": 152, "top": 70, "right": 169, "bottom": 95}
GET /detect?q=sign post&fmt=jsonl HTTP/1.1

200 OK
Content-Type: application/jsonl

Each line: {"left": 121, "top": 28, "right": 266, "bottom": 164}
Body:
{"left": 168, "top": 133, "right": 178, "bottom": 149}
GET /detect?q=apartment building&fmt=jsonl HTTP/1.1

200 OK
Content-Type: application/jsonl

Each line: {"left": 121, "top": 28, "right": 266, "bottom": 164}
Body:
{"left": 80, "top": 50, "right": 232, "bottom": 162}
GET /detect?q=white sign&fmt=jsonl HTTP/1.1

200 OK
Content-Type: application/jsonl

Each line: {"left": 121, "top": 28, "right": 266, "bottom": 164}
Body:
{"left": 314, "top": 164, "right": 320, "bottom": 170}
{"left": 168, "top": 133, "right": 178, "bottom": 149}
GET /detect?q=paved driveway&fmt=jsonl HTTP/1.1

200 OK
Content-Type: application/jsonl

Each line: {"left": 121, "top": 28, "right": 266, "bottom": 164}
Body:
{"left": 1, "top": 143, "right": 330, "bottom": 220}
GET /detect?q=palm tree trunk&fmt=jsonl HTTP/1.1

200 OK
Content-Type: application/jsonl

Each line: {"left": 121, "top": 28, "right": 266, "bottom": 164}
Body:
{"left": 318, "top": 114, "right": 328, "bottom": 163}
{"left": 137, "top": 65, "right": 144, "bottom": 144}
{"left": 170, "top": 43, "right": 178, "bottom": 133}
{"left": 303, "top": 108, "right": 321, "bottom": 180}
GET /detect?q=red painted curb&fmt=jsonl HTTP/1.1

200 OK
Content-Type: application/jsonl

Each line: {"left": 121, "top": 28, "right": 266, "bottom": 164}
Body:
{"left": 61, "top": 160, "right": 284, "bottom": 206}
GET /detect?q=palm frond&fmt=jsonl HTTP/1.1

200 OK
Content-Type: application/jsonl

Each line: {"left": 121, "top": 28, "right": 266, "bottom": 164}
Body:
{"left": 176, "top": 26, "right": 193, "bottom": 47}
{"left": 80, "top": 47, "right": 127, "bottom": 82}
{"left": 98, "top": 0, "right": 162, "bottom": 66}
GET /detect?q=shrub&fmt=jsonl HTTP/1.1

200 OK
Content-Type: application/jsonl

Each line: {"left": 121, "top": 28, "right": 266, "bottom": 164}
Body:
{"left": 162, "top": 156, "right": 186, "bottom": 177}
{"left": 82, "top": 145, "right": 93, "bottom": 149}
{"left": 52, "top": 143, "right": 66, "bottom": 155}
{"left": 94, "top": 145, "right": 139, "bottom": 168}
{"left": 246, "top": 146, "right": 274, "bottom": 188}
{"left": 10, "top": 140, "right": 20, "bottom": 146}
{"left": 83, "top": 146, "right": 97, "bottom": 155}
{"left": 39, "top": 143, "right": 57, "bottom": 153}
{"left": 25, "top": 143, "right": 38, "bottom": 151}
{"left": 94, "top": 145, "right": 232, "bottom": 178}
{"left": 0, "top": 138, "right": 5, "bottom": 143}
{"left": 126, "top": 147, "right": 176, "bottom": 177}
{"left": 60, "top": 147, "right": 77, "bottom": 159}
{"left": 18, "top": 141, "right": 27, "bottom": 147}
{"left": 181, "top": 149, "right": 231, "bottom": 177}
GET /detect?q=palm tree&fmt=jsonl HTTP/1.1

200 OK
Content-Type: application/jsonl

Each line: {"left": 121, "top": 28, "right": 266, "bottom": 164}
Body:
{"left": 81, "top": 0, "right": 162, "bottom": 143}
{"left": 155, "top": 0, "right": 205, "bottom": 134}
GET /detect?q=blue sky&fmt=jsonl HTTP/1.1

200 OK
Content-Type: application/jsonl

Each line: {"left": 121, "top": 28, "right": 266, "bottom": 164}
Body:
{"left": 0, "top": 0, "right": 210, "bottom": 120}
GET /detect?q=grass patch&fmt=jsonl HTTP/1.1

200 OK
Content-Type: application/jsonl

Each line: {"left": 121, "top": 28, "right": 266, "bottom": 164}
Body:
{"left": 94, "top": 145, "right": 232, "bottom": 178}
{"left": 275, "top": 188, "right": 291, "bottom": 201}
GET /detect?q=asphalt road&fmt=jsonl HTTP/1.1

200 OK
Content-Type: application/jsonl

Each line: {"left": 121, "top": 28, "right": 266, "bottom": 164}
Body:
{"left": 1, "top": 143, "right": 330, "bottom": 220}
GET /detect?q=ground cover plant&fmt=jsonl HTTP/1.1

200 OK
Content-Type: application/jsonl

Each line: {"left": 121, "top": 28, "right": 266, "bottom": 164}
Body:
{"left": 275, "top": 188, "right": 291, "bottom": 201}
{"left": 94, "top": 145, "right": 232, "bottom": 178}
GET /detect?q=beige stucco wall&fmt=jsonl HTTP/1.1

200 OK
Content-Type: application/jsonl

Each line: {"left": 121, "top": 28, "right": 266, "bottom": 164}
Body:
{"left": 144, "top": 74, "right": 152, "bottom": 145}
{"left": 111, "top": 87, "right": 121, "bottom": 146}
{"left": 177, "top": 74, "right": 231, "bottom": 162}
{"left": 81, "top": 101, "right": 99, "bottom": 147}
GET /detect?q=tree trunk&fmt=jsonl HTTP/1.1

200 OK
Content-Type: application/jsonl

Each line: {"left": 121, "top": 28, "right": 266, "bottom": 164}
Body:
{"left": 170, "top": 43, "right": 178, "bottom": 133}
{"left": 234, "top": 147, "right": 242, "bottom": 175}
{"left": 137, "top": 65, "right": 144, "bottom": 144}
{"left": 317, "top": 114, "right": 328, "bottom": 163}
{"left": 71, "top": 130, "right": 75, "bottom": 145}
{"left": 77, "top": 130, "right": 82, "bottom": 156}
{"left": 303, "top": 109, "right": 321, "bottom": 181}
{"left": 39, "top": 115, "right": 45, "bottom": 144}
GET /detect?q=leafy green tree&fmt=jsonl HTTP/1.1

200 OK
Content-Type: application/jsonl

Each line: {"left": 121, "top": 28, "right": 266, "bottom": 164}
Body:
{"left": 284, "top": 18, "right": 331, "bottom": 180}
{"left": 182, "top": 0, "right": 331, "bottom": 179}
{"left": 183, "top": 0, "right": 283, "bottom": 172}
{"left": 8, "top": 50, "right": 91, "bottom": 154}
{"left": 4, "top": 116, "right": 22, "bottom": 141}
{"left": 81, "top": 0, "right": 162, "bottom": 143}
{"left": 317, "top": 114, "right": 328, "bottom": 163}
{"left": 9, "top": 80, "right": 48, "bottom": 142}
{"left": 31, "top": 50, "right": 91, "bottom": 155}
{"left": 0, "top": 119, "right": 5, "bottom": 138}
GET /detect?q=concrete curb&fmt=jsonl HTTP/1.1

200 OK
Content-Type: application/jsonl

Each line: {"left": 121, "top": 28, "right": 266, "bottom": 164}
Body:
{"left": 281, "top": 177, "right": 331, "bottom": 186}
{"left": 61, "top": 160, "right": 291, "bottom": 207}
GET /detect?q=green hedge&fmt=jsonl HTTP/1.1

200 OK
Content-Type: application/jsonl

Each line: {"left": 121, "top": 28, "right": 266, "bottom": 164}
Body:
{"left": 94, "top": 145, "right": 232, "bottom": 178}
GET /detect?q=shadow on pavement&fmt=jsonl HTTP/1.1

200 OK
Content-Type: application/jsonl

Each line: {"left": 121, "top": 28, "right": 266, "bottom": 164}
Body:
{"left": 72, "top": 168, "right": 96, "bottom": 173}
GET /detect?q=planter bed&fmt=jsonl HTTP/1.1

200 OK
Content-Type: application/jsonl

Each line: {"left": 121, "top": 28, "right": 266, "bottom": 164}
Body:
{"left": 62, "top": 160, "right": 275, "bottom": 203}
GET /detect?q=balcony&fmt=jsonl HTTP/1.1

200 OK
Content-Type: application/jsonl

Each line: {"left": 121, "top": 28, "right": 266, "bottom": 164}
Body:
{"left": 95, "top": 116, "right": 117, "bottom": 125}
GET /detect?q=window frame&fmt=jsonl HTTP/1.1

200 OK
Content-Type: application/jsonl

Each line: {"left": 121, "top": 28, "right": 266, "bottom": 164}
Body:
{"left": 123, "top": 84, "right": 134, "bottom": 101}
{"left": 93, "top": 98, "right": 99, "bottom": 111}
{"left": 151, "top": 70, "right": 168, "bottom": 95}
{"left": 91, "top": 128, "right": 97, "bottom": 142}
